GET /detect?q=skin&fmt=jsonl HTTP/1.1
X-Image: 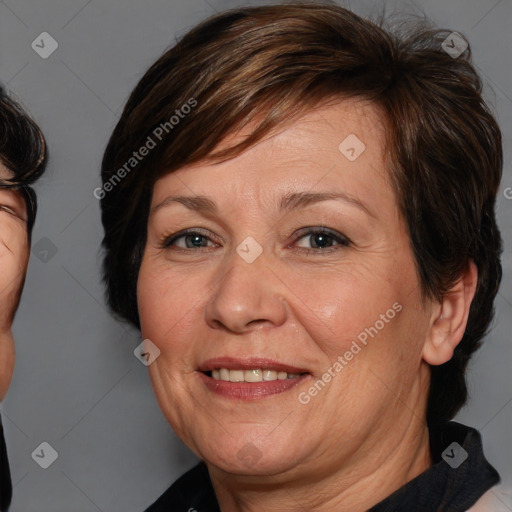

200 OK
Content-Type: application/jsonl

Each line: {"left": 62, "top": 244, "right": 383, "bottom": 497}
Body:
{"left": 137, "top": 99, "right": 478, "bottom": 512}
{"left": 0, "top": 163, "right": 29, "bottom": 402}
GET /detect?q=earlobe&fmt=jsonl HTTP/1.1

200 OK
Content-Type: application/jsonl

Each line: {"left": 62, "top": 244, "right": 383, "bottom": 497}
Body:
{"left": 422, "top": 261, "right": 478, "bottom": 366}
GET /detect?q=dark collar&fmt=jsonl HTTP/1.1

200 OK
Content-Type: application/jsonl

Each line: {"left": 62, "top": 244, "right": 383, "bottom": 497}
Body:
{"left": 369, "top": 420, "right": 500, "bottom": 511}
{"left": 0, "top": 414, "right": 12, "bottom": 511}
{"left": 145, "top": 421, "right": 500, "bottom": 512}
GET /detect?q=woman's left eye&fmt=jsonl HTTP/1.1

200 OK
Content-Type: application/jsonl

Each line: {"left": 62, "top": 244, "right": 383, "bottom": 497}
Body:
{"left": 291, "top": 227, "right": 350, "bottom": 254}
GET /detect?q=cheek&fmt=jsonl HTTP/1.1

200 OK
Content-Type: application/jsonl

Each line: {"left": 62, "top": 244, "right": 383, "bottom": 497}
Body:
{"left": 286, "top": 262, "right": 406, "bottom": 357}
{"left": 0, "top": 226, "right": 29, "bottom": 281}
{"left": 137, "top": 258, "right": 202, "bottom": 353}
{"left": 301, "top": 257, "right": 425, "bottom": 372}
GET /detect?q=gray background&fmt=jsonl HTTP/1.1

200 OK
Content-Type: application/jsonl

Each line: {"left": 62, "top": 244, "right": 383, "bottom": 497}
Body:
{"left": 0, "top": 0, "right": 511, "bottom": 510}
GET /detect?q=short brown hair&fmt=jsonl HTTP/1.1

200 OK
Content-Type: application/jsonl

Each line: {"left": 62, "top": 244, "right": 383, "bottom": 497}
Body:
{"left": 100, "top": 1, "right": 503, "bottom": 422}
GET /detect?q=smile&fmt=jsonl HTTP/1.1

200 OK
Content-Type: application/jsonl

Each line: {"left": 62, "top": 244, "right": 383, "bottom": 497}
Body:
{"left": 208, "top": 369, "right": 303, "bottom": 382}
{"left": 198, "top": 357, "right": 311, "bottom": 399}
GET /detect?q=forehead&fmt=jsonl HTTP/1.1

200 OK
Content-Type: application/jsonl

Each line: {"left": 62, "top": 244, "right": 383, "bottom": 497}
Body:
{"left": 0, "top": 162, "right": 14, "bottom": 180}
{"left": 209, "top": 97, "right": 386, "bottom": 163}
{"left": 152, "top": 98, "right": 391, "bottom": 207}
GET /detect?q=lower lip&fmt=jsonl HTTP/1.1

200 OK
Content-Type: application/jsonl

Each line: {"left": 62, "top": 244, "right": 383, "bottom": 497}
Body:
{"left": 198, "top": 372, "right": 310, "bottom": 400}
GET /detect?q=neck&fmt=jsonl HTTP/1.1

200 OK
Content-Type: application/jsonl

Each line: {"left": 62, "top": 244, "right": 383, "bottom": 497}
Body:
{"left": 208, "top": 399, "right": 432, "bottom": 512}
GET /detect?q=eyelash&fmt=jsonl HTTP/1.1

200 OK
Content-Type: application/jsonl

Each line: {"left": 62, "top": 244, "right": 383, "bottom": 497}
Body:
{"left": 160, "top": 227, "right": 350, "bottom": 256}
{"left": 0, "top": 205, "right": 18, "bottom": 217}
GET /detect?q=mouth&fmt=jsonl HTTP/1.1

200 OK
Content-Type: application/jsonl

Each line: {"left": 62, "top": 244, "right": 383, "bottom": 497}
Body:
{"left": 197, "top": 358, "right": 311, "bottom": 400}
{"left": 204, "top": 369, "right": 306, "bottom": 382}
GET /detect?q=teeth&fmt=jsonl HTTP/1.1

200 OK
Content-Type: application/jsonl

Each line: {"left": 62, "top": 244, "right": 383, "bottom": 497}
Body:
{"left": 210, "top": 369, "right": 302, "bottom": 382}
{"left": 245, "top": 369, "right": 262, "bottom": 382}
{"left": 262, "top": 370, "right": 277, "bottom": 381}
{"left": 229, "top": 370, "right": 245, "bottom": 382}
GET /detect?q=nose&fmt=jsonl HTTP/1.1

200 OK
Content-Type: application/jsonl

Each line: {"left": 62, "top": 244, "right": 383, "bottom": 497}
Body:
{"left": 204, "top": 250, "right": 288, "bottom": 334}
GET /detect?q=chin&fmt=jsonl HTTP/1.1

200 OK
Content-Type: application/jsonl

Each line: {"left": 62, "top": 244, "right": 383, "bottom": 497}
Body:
{"left": 196, "top": 436, "right": 303, "bottom": 477}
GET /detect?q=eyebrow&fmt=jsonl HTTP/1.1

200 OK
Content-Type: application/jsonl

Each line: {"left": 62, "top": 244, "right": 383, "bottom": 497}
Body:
{"left": 151, "top": 191, "right": 374, "bottom": 217}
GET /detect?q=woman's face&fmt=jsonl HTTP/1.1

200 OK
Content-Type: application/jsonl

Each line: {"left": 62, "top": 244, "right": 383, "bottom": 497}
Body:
{"left": 137, "top": 99, "right": 434, "bottom": 478}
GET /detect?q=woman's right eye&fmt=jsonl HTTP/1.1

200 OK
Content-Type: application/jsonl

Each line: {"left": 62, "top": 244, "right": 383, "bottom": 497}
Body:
{"left": 161, "top": 229, "right": 218, "bottom": 250}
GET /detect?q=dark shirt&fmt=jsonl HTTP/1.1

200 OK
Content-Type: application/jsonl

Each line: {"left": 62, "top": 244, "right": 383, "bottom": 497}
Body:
{"left": 145, "top": 421, "right": 500, "bottom": 512}
{"left": 0, "top": 415, "right": 12, "bottom": 512}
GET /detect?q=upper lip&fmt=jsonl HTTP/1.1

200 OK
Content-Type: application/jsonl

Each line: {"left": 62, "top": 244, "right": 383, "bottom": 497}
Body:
{"left": 198, "top": 357, "right": 310, "bottom": 374}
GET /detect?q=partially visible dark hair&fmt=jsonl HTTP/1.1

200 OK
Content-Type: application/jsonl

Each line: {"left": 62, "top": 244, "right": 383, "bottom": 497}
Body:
{"left": 0, "top": 84, "right": 48, "bottom": 237}
{"left": 100, "top": 1, "right": 503, "bottom": 422}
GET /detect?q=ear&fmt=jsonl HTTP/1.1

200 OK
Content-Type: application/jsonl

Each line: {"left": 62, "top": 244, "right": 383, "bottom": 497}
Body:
{"left": 422, "top": 260, "right": 478, "bottom": 366}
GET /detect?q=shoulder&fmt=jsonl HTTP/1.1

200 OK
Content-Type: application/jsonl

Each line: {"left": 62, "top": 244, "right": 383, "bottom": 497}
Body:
{"left": 467, "top": 486, "right": 512, "bottom": 512}
{"left": 144, "top": 462, "right": 220, "bottom": 512}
